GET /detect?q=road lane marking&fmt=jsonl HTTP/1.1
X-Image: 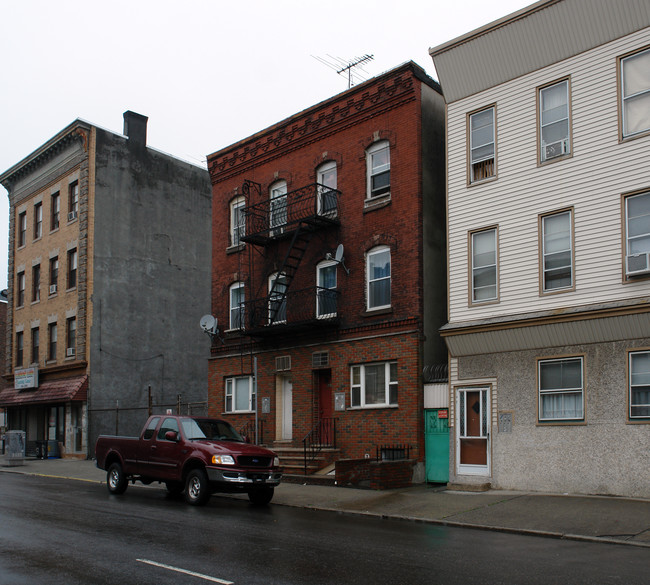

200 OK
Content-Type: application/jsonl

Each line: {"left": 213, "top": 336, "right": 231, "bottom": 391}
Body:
{"left": 136, "top": 559, "right": 234, "bottom": 584}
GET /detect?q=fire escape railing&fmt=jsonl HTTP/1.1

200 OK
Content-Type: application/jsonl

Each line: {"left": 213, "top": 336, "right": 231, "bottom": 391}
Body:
{"left": 241, "top": 183, "right": 340, "bottom": 243}
{"left": 303, "top": 418, "right": 337, "bottom": 475}
{"left": 238, "top": 286, "right": 340, "bottom": 333}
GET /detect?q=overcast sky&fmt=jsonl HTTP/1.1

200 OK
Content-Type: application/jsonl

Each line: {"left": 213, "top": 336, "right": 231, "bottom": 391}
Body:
{"left": 0, "top": 0, "right": 532, "bottom": 288}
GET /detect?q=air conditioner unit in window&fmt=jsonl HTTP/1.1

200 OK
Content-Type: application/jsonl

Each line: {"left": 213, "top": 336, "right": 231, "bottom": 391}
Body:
{"left": 544, "top": 140, "right": 566, "bottom": 160}
{"left": 626, "top": 252, "right": 650, "bottom": 276}
{"left": 49, "top": 284, "right": 57, "bottom": 295}
{"left": 66, "top": 347, "right": 75, "bottom": 357}
{"left": 68, "top": 211, "right": 77, "bottom": 221}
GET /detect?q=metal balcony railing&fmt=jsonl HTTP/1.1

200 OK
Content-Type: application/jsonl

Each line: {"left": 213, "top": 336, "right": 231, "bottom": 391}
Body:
{"left": 236, "top": 286, "right": 340, "bottom": 336}
{"left": 241, "top": 183, "right": 340, "bottom": 244}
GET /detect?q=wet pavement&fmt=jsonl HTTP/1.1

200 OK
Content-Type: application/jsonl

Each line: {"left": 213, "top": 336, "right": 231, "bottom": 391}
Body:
{"left": 2, "top": 454, "right": 649, "bottom": 548}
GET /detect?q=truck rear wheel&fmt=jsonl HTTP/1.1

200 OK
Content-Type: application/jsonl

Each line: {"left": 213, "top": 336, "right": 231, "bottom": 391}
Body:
{"left": 107, "top": 462, "right": 128, "bottom": 495}
{"left": 184, "top": 469, "right": 210, "bottom": 506}
{"left": 248, "top": 486, "right": 274, "bottom": 505}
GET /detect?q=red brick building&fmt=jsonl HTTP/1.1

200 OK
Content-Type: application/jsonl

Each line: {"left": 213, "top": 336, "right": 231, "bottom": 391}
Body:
{"left": 206, "top": 62, "right": 446, "bottom": 479}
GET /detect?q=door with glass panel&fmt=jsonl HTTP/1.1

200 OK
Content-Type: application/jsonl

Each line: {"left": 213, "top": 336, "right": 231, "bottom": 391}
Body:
{"left": 456, "top": 387, "right": 490, "bottom": 475}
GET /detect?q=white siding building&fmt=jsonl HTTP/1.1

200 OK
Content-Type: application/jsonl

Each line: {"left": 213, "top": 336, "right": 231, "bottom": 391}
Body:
{"left": 431, "top": 0, "right": 650, "bottom": 497}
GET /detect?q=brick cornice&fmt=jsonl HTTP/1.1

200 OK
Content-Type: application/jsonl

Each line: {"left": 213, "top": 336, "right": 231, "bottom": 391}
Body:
{"left": 207, "top": 71, "right": 417, "bottom": 184}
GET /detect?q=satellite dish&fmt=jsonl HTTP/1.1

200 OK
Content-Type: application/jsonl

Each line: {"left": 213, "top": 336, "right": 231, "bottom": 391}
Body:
{"left": 199, "top": 314, "right": 217, "bottom": 333}
{"left": 334, "top": 244, "right": 344, "bottom": 263}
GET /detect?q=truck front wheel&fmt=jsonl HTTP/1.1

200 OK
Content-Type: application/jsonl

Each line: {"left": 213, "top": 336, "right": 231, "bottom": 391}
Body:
{"left": 184, "top": 469, "right": 210, "bottom": 506}
{"left": 107, "top": 462, "right": 128, "bottom": 495}
{"left": 248, "top": 486, "right": 274, "bottom": 505}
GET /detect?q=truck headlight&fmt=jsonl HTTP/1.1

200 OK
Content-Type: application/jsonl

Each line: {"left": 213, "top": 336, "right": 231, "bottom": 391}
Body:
{"left": 212, "top": 454, "right": 235, "bottom": 465}
{"left": 273, "top": 456, "right": 280, "bottom": 467}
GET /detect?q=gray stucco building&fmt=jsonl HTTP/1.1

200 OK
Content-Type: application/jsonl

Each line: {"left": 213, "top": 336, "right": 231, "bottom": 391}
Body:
{"left": 0, "top": 111, "right": 212, "bottom": 457}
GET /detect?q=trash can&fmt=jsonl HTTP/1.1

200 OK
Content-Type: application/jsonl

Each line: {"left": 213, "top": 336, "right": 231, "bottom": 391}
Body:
{"left": 6, "top": 430, "right": 26, "bottom": 466}
{"left": 46, "top": 440, "right": 60, "bottom": 459}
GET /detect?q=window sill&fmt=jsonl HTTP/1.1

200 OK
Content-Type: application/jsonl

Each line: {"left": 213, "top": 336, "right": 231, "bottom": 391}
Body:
{"left": 364, "top": 195, "right": 391, "bottom": 212}
{"left": 536, "top": 419, "right": 586, "bottom": 426}
{"left": 223, "top": 410, "right": 256, "bottom": 415}
{"left": 468, "top": 176, "right": 497, "bottom": 188}
{"left": 348, "top": 404, "right": 399, "bottom": 411}
{"left": 226, "top": 244, "right": 245, "bottom": 254}
{"left": 363, "top": 307, "right": 392, "bottom": 317}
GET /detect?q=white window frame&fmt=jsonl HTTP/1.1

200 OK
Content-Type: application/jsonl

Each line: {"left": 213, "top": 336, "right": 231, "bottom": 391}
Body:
{"left": 469, "top": 106, "right": 495, "bottom": 183}
{"left": 366, "top": 246, "right": 391, "bottom": 310}
{"left": 541, "top": 210, "right": 573, "bottom": 292}
{"left": 629, "top": 350, "right": 650, "bottom": 420}
{"left": 316, "top": 161, "right": 338, "bottom": 217}
{"left": 230, "top": 196, "right": 245, "bottom": 247}
{"left": 225, "top": 375, "right": 255, "bottom": 413}
{"left": 538, "top": 357, "right": 584, "bottom": 422}
{"left": 624, "top": 191, "right": 650, "bottom": 276}
{"left": 620, "top": 47, "right": 650, "bottom": 139}
{"left": 539, "top": 79, "right": 571, "bottom": 162}
{"left": 316, "top": 260, "right": 337, "bottom": 318}
{"left": 269, "top": 180, "right": 287, "bottom": 235}
{"left": 268, "top": 272, "right": 287, "bottom": 324}
{"left": 366, "top": 141, "right": 390, "bottom": 199}
{"left": 470, "top": 228, "right": 498, "bottom": 303}
{"left": 350, "top": 362, "right": 398, "bottom": 408}
{"left": 229, "top": 282, "right": 245, "bottom": 330}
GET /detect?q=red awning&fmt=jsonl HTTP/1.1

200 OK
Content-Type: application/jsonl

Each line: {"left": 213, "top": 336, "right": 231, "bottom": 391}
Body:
{"left": 0, "top": 375, "right": 88, "bottom": 407}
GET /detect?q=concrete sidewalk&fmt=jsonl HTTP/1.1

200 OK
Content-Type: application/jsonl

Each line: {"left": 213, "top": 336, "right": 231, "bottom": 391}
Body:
{"left": 2, "top": 455, "right": 649, "bottom": 548}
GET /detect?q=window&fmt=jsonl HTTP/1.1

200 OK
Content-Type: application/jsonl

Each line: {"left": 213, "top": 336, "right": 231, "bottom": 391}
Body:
{"left": 629, "top": 351, "right": 650, "bottom": 419}
{"left": 66, "top": 317, "right": 76, "bottom": 357}
{"left": 157, "top": 417, "right": 179, "bottom": 440}
{"left": 32, "top": 264, "right": 40, "bottom": 302}
{"left": 469, "top": 107, "right": 495, "bottom": 182}
{"left": 269, "top": 181, "right": 287, "bottom": 236}
{"left": 16, "top": 271, "right": 25, "bottom": 307}
{"left": 68, "top": 181, "right": 79, "bottom": 219}
{"left": 49, "top": 257, "right": 58, "bottom": 294}
{"left": 18, "top": 212, "right": 26, "bottom": 247}
{"left": 541, "top": 210, "right": 573, "bottom": 292}
{"left": 31, "top": 327, "right": 39, "bottom": 364}
{"left": 317, "top": 261, "right": 337, "bottom": 318}
{"left": 225, "top": 376, "right": 255, "bottom": 412}
{"left": 317, "top": 161, "right": 338, "bottom": 216}
{"left": 351, "top": 362, "right": 398, "bottom": 408}
{"left": 366, "top": 247, "right": 391, "bottom": 310}
{"left": 51, "top": 192, "right": 60, "bottom": 231}
{"left": 48, "top": 322, "right": 57, "bottom": 361}
{"left": 16, "top": 332, "right": 23, "bottom": 367}
{"left": 33, "top": 202, "right": 42, "bottom": 239}
{"left": 143, "top": 417, "right": 160, "bottom": 440}
{"left": 229, "top": 282, "right": 245, "bottom": 330}
{"left": 366, "top": 141, "right": 390, "bottom": 198}
{"left": 624, "top": 191, "right": 650, "bottom": 276}
{"left": 539, "top": 79, "right": 571, "bottom": 162}
{"left": 67, "top": 249, "right": 77, "bottom": 289}
{"left": 268, "top": 272, "right": 287, "bottom": 324}
{"left": 620, "top": 48, "right": 650, "bottom": 138}
{"left": 470, "top": 228, "right": 498, "bottom": 303}
{"left": 230, "top": 197, "right": 246, "bottom": 247}
{"left": 538, "top": 357, "right": 584, "bottom": 421}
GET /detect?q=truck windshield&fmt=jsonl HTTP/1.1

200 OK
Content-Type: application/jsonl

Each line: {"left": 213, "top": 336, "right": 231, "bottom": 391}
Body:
{"left": 181, "top": 418, "right": 244, "bottom": 442}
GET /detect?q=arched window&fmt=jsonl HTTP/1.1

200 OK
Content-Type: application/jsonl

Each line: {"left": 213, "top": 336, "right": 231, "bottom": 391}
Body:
{"left": 269, "top": 180, "right": 287, "bottom": 235}
{"left": 229, "top": 196, "right": 245, "bottom": 247}
{"left": 366, "top": 246, "right": 391, "bottom": 310}
{"left": 316, "top": 259, "right": 338, "bottom": 318}
{"left": 229, "top": 282, "right": 245, "bottom": 330}
{"left": 316, "top": 161, "right": 337, "bottom": 217}
{"left": 366, "top": 141, "right": 390, "bottom": 199}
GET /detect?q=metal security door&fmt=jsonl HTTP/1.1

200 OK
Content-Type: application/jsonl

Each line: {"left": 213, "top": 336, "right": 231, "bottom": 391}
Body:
{"left": 425, "top": 409, "right": 449, "bottom": 483}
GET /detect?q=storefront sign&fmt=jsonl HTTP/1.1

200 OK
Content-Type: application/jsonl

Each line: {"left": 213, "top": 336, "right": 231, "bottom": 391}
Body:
{"left": 15, "top": 367, "right": 38, "bottom": 390}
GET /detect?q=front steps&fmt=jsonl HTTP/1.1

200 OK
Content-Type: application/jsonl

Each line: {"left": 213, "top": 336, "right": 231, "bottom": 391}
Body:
{"left": 270, "top": 443, "right": 340, "bottom": 479}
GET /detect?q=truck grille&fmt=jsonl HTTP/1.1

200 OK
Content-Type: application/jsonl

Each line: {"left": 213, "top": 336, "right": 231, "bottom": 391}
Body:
{"left": 238, "top": 455, "right": 272, "bottom": 467}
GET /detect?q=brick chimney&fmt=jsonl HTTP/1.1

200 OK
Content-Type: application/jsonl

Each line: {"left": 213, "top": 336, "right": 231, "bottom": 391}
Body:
{"left": 123, "top": 111, "right": 148, "bottom": 146}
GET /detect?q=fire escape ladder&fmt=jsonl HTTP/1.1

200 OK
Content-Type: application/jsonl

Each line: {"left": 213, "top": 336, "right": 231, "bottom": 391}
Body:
{"left": 267, "top": 222, "right": 313, "bottom": 325}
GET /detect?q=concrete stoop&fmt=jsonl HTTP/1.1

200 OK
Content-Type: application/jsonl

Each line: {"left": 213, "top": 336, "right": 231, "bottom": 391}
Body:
{"left": 447, "top": 482, "right": 492, "bottom": 492}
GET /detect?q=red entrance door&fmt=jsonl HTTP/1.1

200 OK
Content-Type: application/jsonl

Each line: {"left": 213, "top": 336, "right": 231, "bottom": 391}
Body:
{"left": 318, "top": 370, "right": 332, "bottom": 420}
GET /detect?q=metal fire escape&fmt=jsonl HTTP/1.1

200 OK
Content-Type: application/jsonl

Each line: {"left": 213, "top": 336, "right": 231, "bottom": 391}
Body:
{"left": 239, "top": 179, "right": 341, "bottom": 335}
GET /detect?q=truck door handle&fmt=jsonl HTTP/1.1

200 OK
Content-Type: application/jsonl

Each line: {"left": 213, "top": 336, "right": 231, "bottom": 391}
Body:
{"left": 151, "top": 445, "right": 157, "bottom": 451}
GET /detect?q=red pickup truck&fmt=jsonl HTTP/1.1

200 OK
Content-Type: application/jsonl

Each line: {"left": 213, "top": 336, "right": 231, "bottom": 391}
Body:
{"left": 95, "top": 415, "right": 281, "bottom": 506}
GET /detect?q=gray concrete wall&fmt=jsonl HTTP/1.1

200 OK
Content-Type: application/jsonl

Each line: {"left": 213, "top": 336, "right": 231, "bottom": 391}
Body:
{"left": 454, "top": 338, "right": 650, "bottom": 498}
{"left": 88, "top": 129, "right": 212, "bottom": 448}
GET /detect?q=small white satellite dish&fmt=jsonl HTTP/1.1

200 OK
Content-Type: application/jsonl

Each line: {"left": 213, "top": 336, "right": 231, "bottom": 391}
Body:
{"left": 199, "top": 314, "right": 217, "bottom": 333}
{"left": 335, "top": 244, "right": 344, "bottom": 263}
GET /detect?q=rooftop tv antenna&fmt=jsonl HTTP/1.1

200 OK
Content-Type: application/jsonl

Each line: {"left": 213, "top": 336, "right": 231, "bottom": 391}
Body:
{"left": 312, "top": 54, "right": 375, "bottom": 89}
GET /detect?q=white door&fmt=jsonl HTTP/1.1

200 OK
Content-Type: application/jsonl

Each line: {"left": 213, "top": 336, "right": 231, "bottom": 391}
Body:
{"left": 456, "top": 387, "right": 490, "bottom": 476}
{"left": 282, "top": 378, "right": 293, "bottom": 441}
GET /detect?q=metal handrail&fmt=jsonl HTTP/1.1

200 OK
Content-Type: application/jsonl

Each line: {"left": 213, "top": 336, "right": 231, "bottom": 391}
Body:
{"left": 303, "top": 418, "right": 337, "bottom": 475}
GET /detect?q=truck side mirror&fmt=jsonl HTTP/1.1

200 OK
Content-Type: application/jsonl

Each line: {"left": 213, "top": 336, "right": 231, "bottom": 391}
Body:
{"left": 165, "top": 430, "right": 179, "bottom": 442}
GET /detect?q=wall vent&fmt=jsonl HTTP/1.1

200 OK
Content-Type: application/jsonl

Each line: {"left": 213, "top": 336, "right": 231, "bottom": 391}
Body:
{"left": 312, "top": 351, "right": 330, "bottom": 367}
{"left": 275, "top": 355, "right": 291, "bottom": 371}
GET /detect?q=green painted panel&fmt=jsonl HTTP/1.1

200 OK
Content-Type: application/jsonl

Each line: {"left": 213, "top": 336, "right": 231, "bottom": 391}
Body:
{"left": 425, "top": 409, "right": 449, "bottom": 483}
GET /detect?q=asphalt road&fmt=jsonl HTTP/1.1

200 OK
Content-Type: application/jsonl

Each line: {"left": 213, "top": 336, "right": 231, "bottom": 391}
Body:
{"left": 0, "top": 473, "right": 648, "bottom": 585}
